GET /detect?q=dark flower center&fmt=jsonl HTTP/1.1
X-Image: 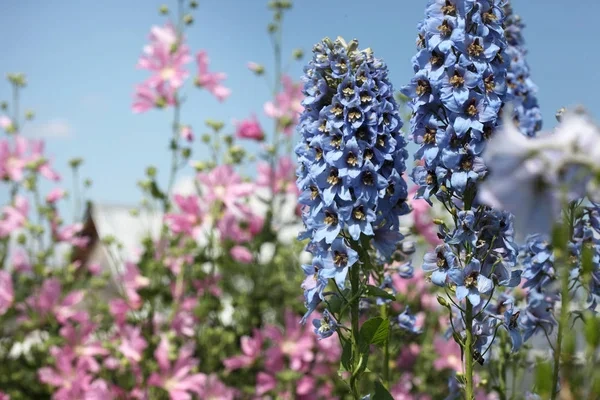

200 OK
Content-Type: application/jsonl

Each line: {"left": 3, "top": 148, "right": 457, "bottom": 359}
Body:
{"left": 484, "top": 75, "right": 495, "bottom": 93}
{"left": 468, "top": 39, "right": 484, "bottom": 57}
{"left": 450, "top": 72, "right": 465, "bottom": 88}
{"left": 436, "top": 252, "right": 447, "bottom": 268}
{"left": 347, "top": 152, "right": 359, "bottom": 166}
{"left": 416, "top": 79, "right": 431, "bottom": 96}
{"left": 423, "top": 127, "right": 436, "bottom": 144}
{"left": 331, "top": 104, "right": 343, "bottom": 117}
{"left": 342, "top": 86, "right": 355, "bottom": 97}
{"left": 334, "top": 251, "right": 348, "bottom": 267}
{"left": 364, "top": 148, "right": 374, "bottom": 160}
{"left": 327, "top": 168, "right": 340, "bottom": 185}
{"left": 483, "top": 11, "right": 497, "bottom": 23}
{"left": 438, "top": 20, "right": 452, "bottom": 36}
{"left": 319, "top": 121, "right": 328, "bottom": 133}
{"left": 331, "top": 135, "right": 342, "bottom": 149}
{"left": 310, "top": 185, "right": 319, "bottom": 200}
{"left": 466, "top": 99, "right": 478, "bottom": 117}
{"left": 426, "top": 172, "right": 435, "bottom": 185}
{"left": 315, "top": 147, "right": 323, "bottom": 160}
{"left": 362, "top": 171, "right": 374, "bottom": 186}
{"left": 417, "top": 34, "right": 425, "bottom": 49}
{"left": 325, "top": 211, "right": 338, "bottom": 226}
{"left": 353, "top": 206, "right": 366, "bottom": 221}
{"left": 465, "top": 271, "right": 479, "bottom": 287}
{"left": 441, "top": 0, "right": 456, "bottom": 16}
{"left": 347, "top": 110, "right": 361, "bottom": 122}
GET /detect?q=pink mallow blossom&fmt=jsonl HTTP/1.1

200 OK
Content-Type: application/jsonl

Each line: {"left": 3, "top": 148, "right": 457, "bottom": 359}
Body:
{"left": 38, "top": 347, "right": 96, "bottom": 400}
{"left": 180, "top": 125, "right": 194, "bottom": 142}
{"left": 217, "top": 207, "right": 264, "bottom": 244}
{"left": 148, "top": 336, "right": 205, "bottom": 399}
{"left": 433, "top": 336, "right": 463, "bottom": 373}
{"left": 264, "top": 75, "right": 303, "bottom": 135}
{"left": 223, "top": 328, "right": 263, "bottom": 371}
{"left": 0, "top": 271, "right": 14, "bottom": 315}
{"left": 235, "top": 115, "right": 264, "bottom": 141}
{"left": 0, "top": 195, "right": 28, "bottom": 238}
{"left": 46, "top": 187, "right": 66, "bottom": 203}
{"left": 409, "top": 185, "right": 443, "bottom": 247}
{"left": 230, "top": 245, "right": 253, "bottom": 264}
{"left": 164, "top": 194, "right": 205, "bottom": 238}
{"left": 137, "top": 23, "right": 191, "bottom": 89}
{"left": 60, "top": 316, "right": 108, "bottom": 373}
{"left": 197, "top": 165, "right": 253, "bottom": 213}
{"left": 256, "top": 156, "right": 298, "bottom": 194}
{"left": 117, "top": 325, "right": 147, "bottom": 364}
{"left": 0, "top": 137, "right": 27, "bottom": 181}
{"left": 27, "top": 279, "right": 86, "bottom": 323}
{"left": 0, "top": 115, "right": 13, "bottom": 130}
{"left": 195, "top": 50, "right": 231, "bottom": 102}
{"left": 122, "top": 262, "right": 150, "bottom": 309}
{"left": 132, "top": 81, "right": 176, "bottom": 113}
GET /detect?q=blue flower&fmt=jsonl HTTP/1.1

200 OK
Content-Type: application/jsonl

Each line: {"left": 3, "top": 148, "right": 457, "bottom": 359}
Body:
{"left": 448, "top": 259, "right": 493, "bottom": 306}
{"left": 312, "top": 309, "right": 338, "bottom": 339}
{"left": 398, "top": 306, "right": 422, "bottom": 334}
{"left": 503, "top": 2, "right": 543, "bottom": 137}
{"left": 320, "top": 237, "right": 359, "bottom": 290}
{"left": 503, "top": 307, "right": 523, "bottom": 352}
{"left": 296, "top": 37, "right": 410, "bottom": 319}
{"left": 423, "top": 244, "right": 457, "bottom": 286}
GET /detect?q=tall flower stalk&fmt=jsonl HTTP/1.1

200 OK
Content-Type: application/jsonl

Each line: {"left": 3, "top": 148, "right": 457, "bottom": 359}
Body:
{"left": 296, "top": 36, "right": 410, "bottom": 398}
{"left": 404, "top": 1, "right": 524, "bottom": 397}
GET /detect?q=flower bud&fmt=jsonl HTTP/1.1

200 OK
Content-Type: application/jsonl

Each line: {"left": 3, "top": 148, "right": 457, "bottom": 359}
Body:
{"left": 25, "top": 110, "right": 35, "bottom": 120}
{"left": 292, "top": 48, "right": 304, "bottom": 60}
{"left": 146, "top": 166, "right": 157, "bottom": 178}
{"left": 159, "top": 4, "right": 169, "bottom": 14}
{"left": 189, "top": 0, "right": 198, "bottom": 8}
{"left": 69, "top": 158, "right": 83, "bottom": 169}
{"left": 183, "top": 14, "right": 194, "bottom": 25}
{"left": 437, "top": 295, "right": 449, "bottom": 307}
{"left": 205, "top": 119, "right": 224, "bottom": 132}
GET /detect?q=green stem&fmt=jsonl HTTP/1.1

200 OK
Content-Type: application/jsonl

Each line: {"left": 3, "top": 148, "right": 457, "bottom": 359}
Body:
{"left": 551, "top": 254, "right": 570, "bottom": 400}
{"left": 465, "top": 300, "right": 475, "bottom": 400}
{"left": 349, "top": 261, "right": 361, "bottom": 400}
{"left": 381, "top": 303, "right": 391, "bottom": 389}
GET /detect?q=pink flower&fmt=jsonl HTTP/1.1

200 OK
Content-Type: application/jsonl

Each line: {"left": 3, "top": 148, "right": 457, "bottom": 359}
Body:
{"left": 0, "top": 137, "right": 27, "bottom": 181}
{"left": 256, "top": 372, "right": 277, "bottom": 396}
{"left": 247, "top": 62, "right": 263, "bottom": 73}
{"left": 117, "top": 325, "right": 147, "bottom": 364}
{"left": 223, "top": 329, "right": 263, "bottom": 370}
{"left": 170, "top": 297, "right": 197, "bottom": 337}
{"left": 193, "top": 275, "right": 222, "bottom": 297}
{"left": 164, "top": 194, "right": 205, "bottom": 238}
{"left": 109, "top": 299, "right": 130, "bottom": 327}
{"left": 230, "top": 245, "right": 253, "bottom": 264}
{"left": 60, "top": 316, "right": 108, "bottom": 372}
{"left": 217, "top": 207, "right": 264, "bottom": 244}
{"left": 409, "top": 185, "right": 442, "bottom": 247}
{"left": 194, "top": 50, "right": 231, "bottom": 102}
{"left": 133, "top": 81, "right": 176, "bottom": 113}
{"left": 46, "top": 187, "right": 66, "bottom": 203}
{"left": 38, "top": 347, "right": 94, "bottom": 400}
{"left": 197, "top": 165, "right": 253, "bottom": 213}
{"left": 198, "top": 374, "right": 236, "bottom": 400}
{"left": 265, "top": 310, "right": 315, "bottom": 372}
{"left": 11, "top": 248, "right": 31, "bottom": 273}
{"left": 121, "top": 263, "right": 150, "bottom": 309}
{"left": 28, "top": 140, "right": 60, "bottom": 181}
{"left": 263, "top": 75, "right": 303, "bottom": 135}
{"left": 180, "top": 125, "right": 194, "bottom": 142}
{"left": 0, "top": 115, "right": 13, "bottom": 130}
{"left": 137, "top": 23, "right": 191, "bottom": 89}
{"left": 433, "top": 336, "right": 463, "bottom": 372}
{"left": 25, "top": 280, "right": 85, "bottom": 323}
{"left": 235, "top": 115, "right": 264, "bottom": 141}
{"left": 397, "top": 343, "right": 420, "bottom": 370}
{"left": 256, "top": 156, "right": 298, "bottom": 194}
{"left": 148, "top": 336, "right": 205, "bottom": 399}
{"left": 0, "top": 195, "right": 28, "bottom": 237}
{"left": 53, "top": 222, "right": 89, "bottom": 248}
{"left": 0, "top": 392, "right": 9, "bottom": 400}
{"left": 0, "top": 271, "right": 14, "bottom": 315}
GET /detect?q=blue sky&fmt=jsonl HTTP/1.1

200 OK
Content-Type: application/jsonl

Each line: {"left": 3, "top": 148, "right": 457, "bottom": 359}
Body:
{"left": 1, "top": 0, "right": 599, "bottom": 213}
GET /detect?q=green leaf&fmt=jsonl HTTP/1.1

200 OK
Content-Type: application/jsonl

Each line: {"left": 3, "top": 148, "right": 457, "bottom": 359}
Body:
{"left": 340, "top": 338, "right": 352, "bottom": 372}
{"left": 534, "top": 360, "right": 553, "bottom": 397}
{"left": 584, "top": 313, "right": 600, "bottom": 348}
{"left": 365, "top": 285, "right": 396, "bottom": 301}
{"left": 372, "top": 381, "right": 394, "bottom": 400}
{"left": 359, "top": 317, "right": 390, "bottom": 348}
